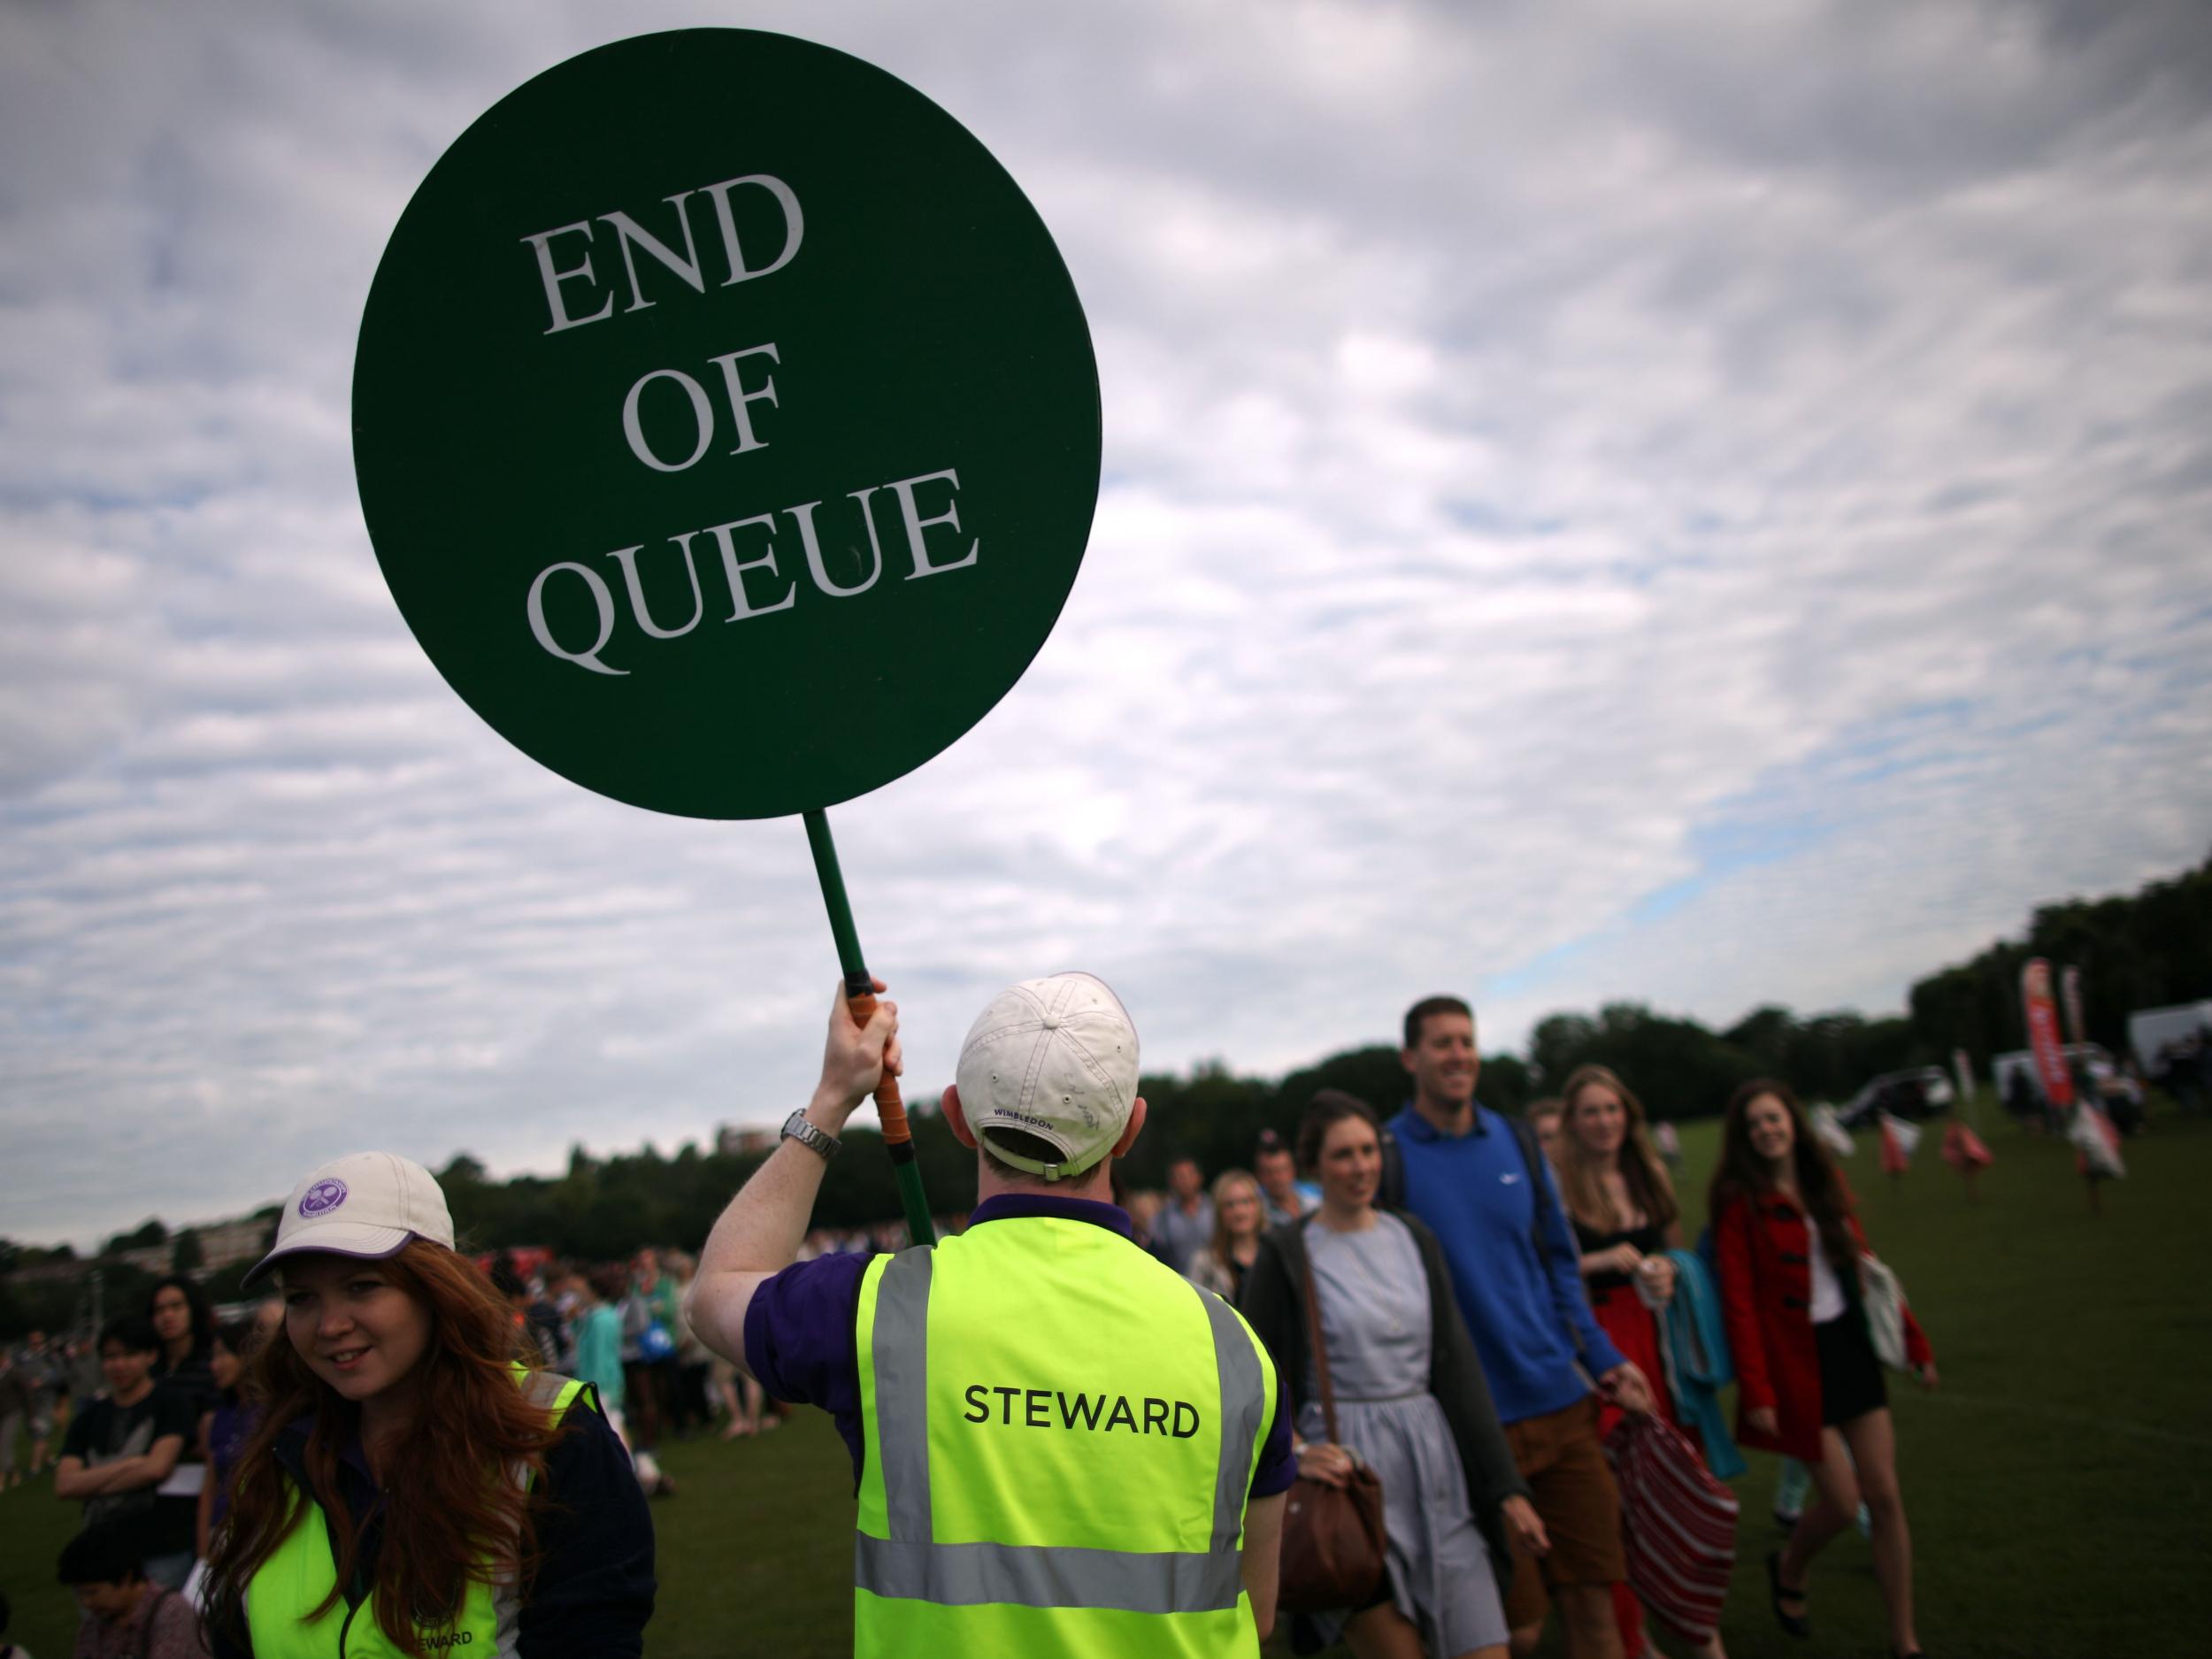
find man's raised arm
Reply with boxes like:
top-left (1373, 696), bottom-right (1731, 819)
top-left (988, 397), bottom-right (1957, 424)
top-left (686, 981), bottom-right (899, 1382)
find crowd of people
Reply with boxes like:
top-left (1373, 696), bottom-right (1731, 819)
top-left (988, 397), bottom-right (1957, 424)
top-left (0, 979), bottom-right (1967, 1659)
top-left (1100, 1001), bottom-right (1939, 1659)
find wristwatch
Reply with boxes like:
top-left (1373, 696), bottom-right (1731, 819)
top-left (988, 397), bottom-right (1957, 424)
top-left (781, 1110), bottom-right (841, 1162)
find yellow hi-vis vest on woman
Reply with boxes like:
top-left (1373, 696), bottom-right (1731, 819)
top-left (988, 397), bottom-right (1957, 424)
top-left (243, 1368), bottom-right (589, 1658)
top-left (853, 1214), bottom-right (1279, 1658)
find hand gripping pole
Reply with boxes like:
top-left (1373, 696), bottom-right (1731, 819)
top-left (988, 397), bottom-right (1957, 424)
top-left (803, 809), bottom-right (934, 1248)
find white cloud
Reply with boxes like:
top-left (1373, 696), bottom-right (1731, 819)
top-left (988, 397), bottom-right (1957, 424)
top-left (3, 0), bottom-right (2209, 1245)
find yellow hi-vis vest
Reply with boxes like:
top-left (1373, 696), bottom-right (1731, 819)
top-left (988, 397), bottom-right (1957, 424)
top-left (243, 1367), bottom-right (590, 1658)
top-left (853, 1214), bottom-right (1279, 1658)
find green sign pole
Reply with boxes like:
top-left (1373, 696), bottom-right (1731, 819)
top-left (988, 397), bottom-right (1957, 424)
top-left (352, 30), bottom-right (1102, 1250)
top-left (803, 809), bottom-right (933, 1245)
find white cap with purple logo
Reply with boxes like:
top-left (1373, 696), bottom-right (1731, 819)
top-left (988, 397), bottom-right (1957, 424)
top-left (243, 1151), bottom-right (456, 1286)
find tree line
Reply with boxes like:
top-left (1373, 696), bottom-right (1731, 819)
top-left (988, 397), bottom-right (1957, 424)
top-left (6, 849), bottom-right (2207, 1307)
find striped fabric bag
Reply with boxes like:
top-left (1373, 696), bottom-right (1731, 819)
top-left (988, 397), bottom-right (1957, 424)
top-left (1604, 1411), bottom-right (1739, 1645)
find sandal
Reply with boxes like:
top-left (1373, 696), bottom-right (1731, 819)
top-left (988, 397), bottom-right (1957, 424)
top-left (1766, 1549), bottom-right (1810, 1639)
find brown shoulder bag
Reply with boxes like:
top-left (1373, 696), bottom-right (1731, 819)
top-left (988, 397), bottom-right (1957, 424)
top-left (1275, 1234), bottom-right (1388, 1613)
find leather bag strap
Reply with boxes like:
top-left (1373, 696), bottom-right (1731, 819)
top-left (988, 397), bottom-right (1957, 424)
top-left (1297, 1227), bottom-right (1341, 1445)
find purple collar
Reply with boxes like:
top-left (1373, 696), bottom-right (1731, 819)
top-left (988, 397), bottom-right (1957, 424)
top-left (967, 1193), bottom-right (1134, 1240)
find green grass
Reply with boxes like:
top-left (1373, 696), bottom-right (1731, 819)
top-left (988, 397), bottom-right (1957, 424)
top-left (6, 1108), bottom-right (2206, 1656)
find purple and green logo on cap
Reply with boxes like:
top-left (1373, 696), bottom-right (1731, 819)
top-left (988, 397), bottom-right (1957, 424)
top-left (300, 1179), bottom-right (349, 1218)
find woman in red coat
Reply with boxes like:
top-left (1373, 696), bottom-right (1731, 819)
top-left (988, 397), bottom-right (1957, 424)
top-left (1710, 1079), bottom-right (1936, 1659)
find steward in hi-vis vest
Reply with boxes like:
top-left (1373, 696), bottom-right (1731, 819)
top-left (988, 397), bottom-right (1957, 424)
top-left (691, 973), bottom-right (1296, 1658)
top-left (205, 1151), bottom-right (656, 1659)
top-left (242, 1369), bottom-right (588, 1657)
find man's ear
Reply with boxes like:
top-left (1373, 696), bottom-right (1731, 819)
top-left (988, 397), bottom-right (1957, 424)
top-left (943, 1084), bottom-right (979, 1149)
top-left (1111, 1096), bottom-right (1148, 1158)
top-left (1400, 1046), bottom-right (1418, 1076)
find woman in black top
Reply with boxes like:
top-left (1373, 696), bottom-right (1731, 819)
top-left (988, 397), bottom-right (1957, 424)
top-left (147, 1274), bottom-right (219, 1416)
top-left (1551, 1065), bottom-right (1724, 1659)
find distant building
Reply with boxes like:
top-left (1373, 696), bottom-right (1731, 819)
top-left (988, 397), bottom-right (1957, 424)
top-left (4, 1257), bottom-right (88, 1286)
top-left (111, 1244), bottom-right (171, 1275)
top-left (716, 1124), bottom-right (776, 1158)
top-left (4, 1211), bottom-right (270, 1290)
top-left (193, 1218), bottom-right (271, 1272)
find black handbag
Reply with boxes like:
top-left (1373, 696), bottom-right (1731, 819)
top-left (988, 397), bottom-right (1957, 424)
top-left (1275, 1239), bottom-right (1388, 1613)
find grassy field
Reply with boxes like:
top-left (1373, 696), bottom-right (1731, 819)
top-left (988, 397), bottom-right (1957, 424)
top-left (5, 1107), bottom-right (2206, 1656)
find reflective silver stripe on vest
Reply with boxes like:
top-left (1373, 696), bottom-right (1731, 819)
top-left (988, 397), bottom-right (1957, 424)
top-left (862, 1253), bottom-right (1266, 1613)
top-left (854, 1534), bottom-right (1244, 1614)
top-left (1195, 1284), bottom-right (1264, 1552)
top-left (872, 1247), bottom-right (936, 1541)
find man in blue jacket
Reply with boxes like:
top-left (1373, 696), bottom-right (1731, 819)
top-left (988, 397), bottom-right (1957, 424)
top-left (1387, 995), bottom-right (1651, 1659)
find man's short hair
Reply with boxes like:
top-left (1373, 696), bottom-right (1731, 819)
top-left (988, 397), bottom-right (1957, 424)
top-left (96, 1314), bottom-right (158, 1356)
top-left (1254, 1130), bottom-right (1293, 1164)
top-left (58, 1521), bottom-right (147, 1587)
top-left (1402, 995), bottom-right (1474, 1050)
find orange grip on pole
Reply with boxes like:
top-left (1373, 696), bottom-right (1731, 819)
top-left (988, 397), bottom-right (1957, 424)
top-left (845, 989), bottom-right (911, 1145)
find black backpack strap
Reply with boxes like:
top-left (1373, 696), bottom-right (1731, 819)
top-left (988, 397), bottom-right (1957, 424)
top-left (1379, 1123), bottom-right (1406, 1211)
top-left (1505, 1112), bottom-right (1587, 1359)
top-left (1504, 1112), bottom-right (1556, 1264)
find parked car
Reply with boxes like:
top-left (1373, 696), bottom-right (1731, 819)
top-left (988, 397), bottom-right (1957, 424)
top-left (1990, 1042), bottom-right (2115, 1108)
top-left (1838, 1065), bottom-right (1955, 1129)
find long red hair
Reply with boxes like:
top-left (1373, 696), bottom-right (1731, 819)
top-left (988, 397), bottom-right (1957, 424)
top-left (204, 1240), bottom-right (572, 1656)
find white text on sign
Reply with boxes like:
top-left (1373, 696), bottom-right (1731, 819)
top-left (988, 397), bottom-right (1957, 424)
top-left (521, 175), bottom-right (804, 334)
top-left (526, 470), bottom-right (979, 677)
top-left (517, 173), bottom-right (981, 676)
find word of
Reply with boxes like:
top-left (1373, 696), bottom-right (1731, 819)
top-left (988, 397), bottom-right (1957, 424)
top-left (622, 343), bottom-right (781, 473)
top-left (963, 1384), bottom-right (1202, 1438)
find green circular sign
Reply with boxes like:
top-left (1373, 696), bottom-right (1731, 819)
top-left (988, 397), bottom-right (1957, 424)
top-left (354, 30), bottom-right (1100, 819)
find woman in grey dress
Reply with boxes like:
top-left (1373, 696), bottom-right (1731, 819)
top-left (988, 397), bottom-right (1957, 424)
top-left (1242, 1091), bottom-right (1547, 1659)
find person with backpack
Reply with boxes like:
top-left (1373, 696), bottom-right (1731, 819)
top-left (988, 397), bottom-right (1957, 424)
top-left (1382, 997), bottom-right (1653, 1659)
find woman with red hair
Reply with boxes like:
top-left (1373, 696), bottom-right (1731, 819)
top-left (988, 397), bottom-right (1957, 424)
top-left (203, 1152), bottom-right (654, 1657)
top-left (1710, 1081), bottom-right (1935, 1659)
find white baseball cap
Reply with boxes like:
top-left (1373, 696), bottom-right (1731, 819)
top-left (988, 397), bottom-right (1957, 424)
top-left (243, 1151), bottom-right (456, 1286)
top-left (957, 972), bottom-right (1140, 1181)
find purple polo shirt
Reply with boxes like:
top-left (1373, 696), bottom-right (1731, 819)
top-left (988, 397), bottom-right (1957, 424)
top-left (744, 1193), bottom-right (1295, 1498)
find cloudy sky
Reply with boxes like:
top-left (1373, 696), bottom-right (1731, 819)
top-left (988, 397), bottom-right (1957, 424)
top-left (5, 0), bottom-right (2209, 1248)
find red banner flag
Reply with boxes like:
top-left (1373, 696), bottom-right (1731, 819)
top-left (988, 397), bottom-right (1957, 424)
top-left (2023, 958), bottom-right (2075, 1110)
